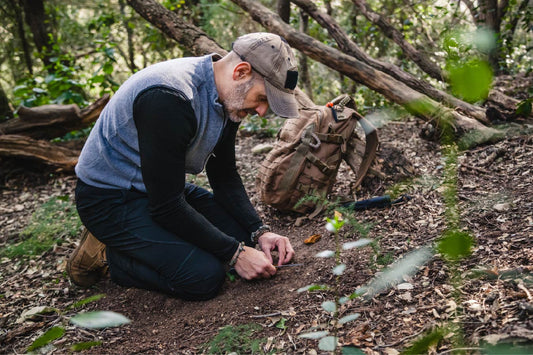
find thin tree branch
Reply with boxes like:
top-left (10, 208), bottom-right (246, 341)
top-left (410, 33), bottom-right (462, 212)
top-left (351, 0), bottom-right (444, 81)
top-left (291, 0), bottom-right (489, 123)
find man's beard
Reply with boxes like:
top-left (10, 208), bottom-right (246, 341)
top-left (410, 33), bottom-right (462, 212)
top-left (222, 79), bottom-right (256, 123)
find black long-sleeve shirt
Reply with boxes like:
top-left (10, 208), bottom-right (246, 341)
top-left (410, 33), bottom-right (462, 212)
top-left (133, 86), bottom-right (262, 261)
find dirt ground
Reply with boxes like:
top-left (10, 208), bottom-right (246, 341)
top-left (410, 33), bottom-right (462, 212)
top-left (1, 100), bottom-right (533, 353)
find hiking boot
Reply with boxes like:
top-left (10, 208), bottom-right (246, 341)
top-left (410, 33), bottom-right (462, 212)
top-left (67, 227), bottom-right (108, 287)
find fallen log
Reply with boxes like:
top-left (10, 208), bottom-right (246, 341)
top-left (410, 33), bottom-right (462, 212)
top-left (0, 94), bottom-right (109, 140)
top-left (0, 96), bottom-right (109, 171)
top-left (0, 135), bottom-right (79, 171)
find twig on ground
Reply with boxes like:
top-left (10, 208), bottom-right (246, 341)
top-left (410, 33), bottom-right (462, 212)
top-left (373, 327), bottom-right (426, 348)
top-left (250, 312), bottom-right (282, 318)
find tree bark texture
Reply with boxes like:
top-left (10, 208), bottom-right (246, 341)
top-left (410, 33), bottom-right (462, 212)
top-left (126, 0), bottom-right (223, 56)
top-left (0, 95), bottom-right (109, 170)
top-left (0, 85), bottom-right (14, 121)
top-left (298, 10), bottom-right (313, 101)
top-left (0, 95), bottom-right (109, 140)
top-left (9, 0), bottom-right (33, 74)
top-left (0, 135), bottom-right (79, 171)
top-left (21, 0), bottom-right (54, 68)
top-left (277, 0), bottom-right (290, 23)
top-left (119, 0), bottom-right (138, 73)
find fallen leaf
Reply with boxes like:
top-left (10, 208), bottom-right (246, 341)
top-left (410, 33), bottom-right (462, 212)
top-left (304, 234), bottom-right (321, 244)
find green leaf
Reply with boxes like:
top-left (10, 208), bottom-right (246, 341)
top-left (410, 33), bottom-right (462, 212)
top-left (70, 341), bottom-right (102, 352)
top-left (339, 296), bottom-right (350, 304)
top-left (342, 346), bottom-right (366, 355)
top-left (103, 62), bottom-right (114, 75)
top-left (299, 331), bottom-right (329, 339)
top-left (516, 98), bottom-right (532, 117)
top-left (27, 326), bottom-right (65, 352)
top-left (68, 294), bottom-right (106, 310)
top-left (32, 87), bottom-right (48, 94)
top-left (70, 311), bottom-right (131, 329)
top-left (318, 336), bottom-right (338, 351)
top-left (315, 250), bottom-right (335, 258)
top-left (297, 284), bottom-right (330, 292)
top-left (448, 59), bottom-right (493, 103)
top-left (343, 238), bottom-right (372, 250)
top-left (275, 317), bottom-right (287, 330)
top-left (332, 264), bottom-right (346, 275)
top-left (321, 301), bottom-right (337, 313)
top-left (437, 229), bottom-right (474, 261)
top-left (339, 313), bottom-right (360, 324)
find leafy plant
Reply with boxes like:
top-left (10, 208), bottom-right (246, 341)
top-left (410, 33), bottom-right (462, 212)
top-left (1, 196), bottom-right (82, 259)
top-left (298, 212), bottom-right (370, 353)
top-left (22, 293), bottom-right (129, 352)
top-left (204, 323), bottom-right (265, 354)
top-left (240, 113), bottom-right (283, 137)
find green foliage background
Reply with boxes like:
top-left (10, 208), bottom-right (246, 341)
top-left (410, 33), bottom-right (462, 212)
top-left (1, 0), bottom-right (530, 117)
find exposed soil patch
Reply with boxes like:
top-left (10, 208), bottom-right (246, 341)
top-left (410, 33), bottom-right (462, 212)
top-left (1, 114), bottom-right (532, 354)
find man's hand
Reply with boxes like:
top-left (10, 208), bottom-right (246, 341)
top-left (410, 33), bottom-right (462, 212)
top-left (257, 232), bottom-right (295, 266)
top-left (234, 247), bottom-right (276, 280)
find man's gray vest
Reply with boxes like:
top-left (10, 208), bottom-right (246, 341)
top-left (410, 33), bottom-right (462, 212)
top-left (76, 54), bottom-right (226, 192)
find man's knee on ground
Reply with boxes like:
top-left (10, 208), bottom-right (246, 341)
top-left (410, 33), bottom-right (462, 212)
top-left (167, 259), bottom-right (226, 301)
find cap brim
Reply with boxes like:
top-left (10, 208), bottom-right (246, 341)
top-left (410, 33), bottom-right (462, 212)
top-left (264, 80), bottom-right (299, 118)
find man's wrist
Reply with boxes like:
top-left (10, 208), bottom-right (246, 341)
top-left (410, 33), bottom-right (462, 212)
top-left (229, 241), bottom-right (245, 266)
top-left (250, 225), bottom-right (271, 244)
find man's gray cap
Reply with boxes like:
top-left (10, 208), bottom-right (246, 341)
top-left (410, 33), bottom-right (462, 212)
top-left (232, 32), bottom-right (299, 118)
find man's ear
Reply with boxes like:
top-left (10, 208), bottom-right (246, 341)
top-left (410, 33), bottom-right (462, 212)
top-left (232, 62), bottom-right (253, 81)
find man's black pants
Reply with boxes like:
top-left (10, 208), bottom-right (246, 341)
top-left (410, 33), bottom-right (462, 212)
top-left (75, 179), bottom-right (249, 300)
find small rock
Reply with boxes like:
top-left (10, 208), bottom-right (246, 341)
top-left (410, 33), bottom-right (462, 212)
top-left (493, 203), bottom-right (510, 211)
top-left (251, 143), bottom-right (273, 155)
top-left (398, 292), bottom-right (412, 302)
top-left (464, 299), bottom-right (482, 312)
top-left (397, 282), bottom-right (413, 290)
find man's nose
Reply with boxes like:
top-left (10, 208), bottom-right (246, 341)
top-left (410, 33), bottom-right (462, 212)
top-left (255, 102), bottom-right (269, 117)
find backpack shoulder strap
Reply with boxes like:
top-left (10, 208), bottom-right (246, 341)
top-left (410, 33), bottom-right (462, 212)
top-left (352, 113), bottom-right (379, 188)
top-left (330, 94), bottom-right (379, 188)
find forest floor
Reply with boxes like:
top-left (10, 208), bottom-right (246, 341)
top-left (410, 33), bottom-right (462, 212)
top-left (1, 95), bottom-right (533, 353)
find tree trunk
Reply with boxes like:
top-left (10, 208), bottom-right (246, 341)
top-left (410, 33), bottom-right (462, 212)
top-left (298, 10), bottom-right (313, 101)
top-left (0, 85), bottom-right (14, 121)
top-left (126, 0), bottom-right (222, 56)
top-left (0, 95), bottom-right (109, 140)
top-left (10, 0), bottom-right (33, 74)
top-left (277, 0), bottom-right (290, 22)
top-left (462, 0), bottom-right (510, 74)
top-left (119, 0), bottom-right (137, 73)
top-left (21, 0), bottom-right (54, 68)
top-left (276, 0), bottom-right (313, 100)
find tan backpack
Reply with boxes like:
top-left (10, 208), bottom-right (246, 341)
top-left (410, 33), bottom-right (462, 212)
top-left (256, 94), bottom-right (378, 214)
